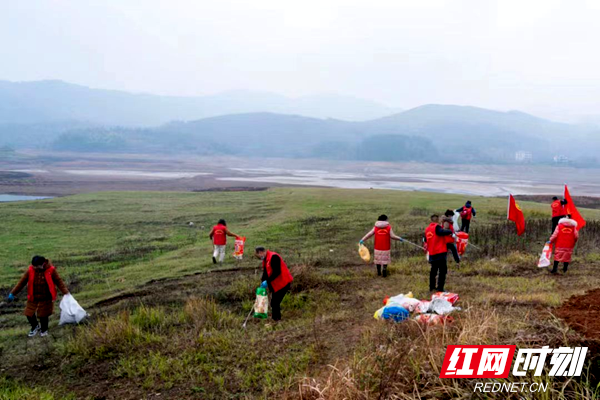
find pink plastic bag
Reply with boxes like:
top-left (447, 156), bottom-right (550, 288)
top-left (431, 292), bottom-right (459, 305)
top-left (414, 313), bottom-right (454, 325)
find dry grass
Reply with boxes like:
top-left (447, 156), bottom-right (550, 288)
top-left (298, 305), bottom-right (598, 400)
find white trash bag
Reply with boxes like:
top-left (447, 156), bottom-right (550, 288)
top-left (59, 294), bottom-right (88, 325)
top-left (538, 243), bottom-right (553, 268)
top-left (452, 212), bottom-right (460, 231)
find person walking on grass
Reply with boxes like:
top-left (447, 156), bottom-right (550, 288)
top-left (209, 219), bottom-right (240, 264)
top-left (551, 196), bottom-right (568, 234)
top-left (443, 210), bottom-right (460, 265)
top-left (456, 200), bottom-right (476, 233)
top-left (548, 215), bottom-right (579, 274)
top-left (424, 215), bottom-right (454, 292)
top-left (360, 215), bottom-right (404, 278)
top-left (255, 247), bottom-right (293, 322)
top-left (6, 256), bottom-right (69, 337)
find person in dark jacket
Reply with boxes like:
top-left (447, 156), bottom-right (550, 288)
top-left (7, 256), bottom-right (69, 337)
top-left (550, 196), bottom-right (568, 234)
top-left (424, 215), bottom-right (454, 292)
top-left (456, 201), bottom-right (476, 233)
top-left (256, 247), bottom-right (293, 322)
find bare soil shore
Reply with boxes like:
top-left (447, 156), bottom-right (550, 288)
top-left (3, 151), bottom-right (600, 197)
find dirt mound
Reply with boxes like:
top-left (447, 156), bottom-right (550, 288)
top-left (555, 288), bottom-right (600, 340)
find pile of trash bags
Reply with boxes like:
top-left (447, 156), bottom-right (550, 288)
top-left (374, 291), bottom-right (460, 325)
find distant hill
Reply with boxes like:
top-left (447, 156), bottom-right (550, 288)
top-left (0, 80), bottom-right (398, 126)
top-left (363, 104), bottom-right (595, 161)
top-left (2, 82), bottom-right (599, 165)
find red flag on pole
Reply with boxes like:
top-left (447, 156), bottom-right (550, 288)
top-left (507, 194), bottom-right (526, 236)
top-left (564, 185), bottom-right (586, 230)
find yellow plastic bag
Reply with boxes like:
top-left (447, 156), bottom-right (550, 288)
top-left (374, 306), bottom-right (385, 320)
top-left (358, 244), bottom-right (371, 263)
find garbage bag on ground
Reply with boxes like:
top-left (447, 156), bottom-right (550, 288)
top-left (385, 293), bottom-right (421, 313)
top-left (428, 298), bottom-right (461, 315)
top-left (456, 232), bottom-right (469, 256)
top-left (59, 294), bottom-right (88, 325)
top-left (431, 292), bottom-right (459, 305)
top-left (415, 300), bottom-right (431, 314)
top-left (538, 243), bottom-right (553, 268)
top-left (381, 306), bottom-right (410, 322)
top-left (375, 291), bottom-right (460, 323)
top-left (233, 236), bottom-right (246, 260)
top-left (253, 286), bottom-right (268, 319)
top-left (358, 244), bottom-right (371, 263)
top-left (414, 313), bottom-right (454, 325)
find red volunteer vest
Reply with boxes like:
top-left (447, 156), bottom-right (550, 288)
top-left (28, 265), bottom-right (57, 302)
top-left (374, 225), bottom-right (392, 251)
top-left (460, 207), bottom-right (473, 220)
top-left (445, 225), bottom-right (455, 244)
top-left (425, 223), bottom-right (447, 256)
top-left (212, 224), bottom-right (227, 245)
top-left (555, 223), bottom-right (577, 249)
top-left (263, 251), bottom-right (293, 292)
top-left (551, 200), bottom-right (566, 218)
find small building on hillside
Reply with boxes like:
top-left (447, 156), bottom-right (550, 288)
top-left (553, 154), bottom-right (570, 165)
top-left (515, 151), bottom-right (533, 163)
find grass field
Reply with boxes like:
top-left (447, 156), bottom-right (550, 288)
top-left (1, 188), bottom-right (600, 399)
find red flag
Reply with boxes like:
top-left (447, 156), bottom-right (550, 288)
top-left (564, 185), bottom-right (586, 230)
top-left (507, 194), bottom-right (526, 236)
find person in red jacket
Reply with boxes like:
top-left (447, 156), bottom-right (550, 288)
top-left (256, 247), bottom-right (293, 322)
top-left (424, 215), bottom-right (454, 292)
top-left (7, 256), bottom-right (69, 337)
top-left (548, 215), bottom-right (579, 274)
top-left (456, 201), bottom-right (476, 233)
top-left (359, 214), bottom-right (404, 278)
top-left (550, 196), bottom-right (568, 234)
top-left (209, 219), bottom-right (240, 264)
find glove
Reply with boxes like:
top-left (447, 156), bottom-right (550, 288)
top-left (260, 281), bottom-right (268, 289)
top-left (7, 293), bottom-right (14, 302)
top-left (399, 237), bottom-right (404, 242)
top-left (546, 241), bottom-right (551, 244)
top-left (359, 240), bottom-right (364, 245)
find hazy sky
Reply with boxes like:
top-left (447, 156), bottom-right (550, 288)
top-left (2, 0), bottom-right (600, 120)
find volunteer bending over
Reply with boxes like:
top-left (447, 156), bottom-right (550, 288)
top-left (256, 247), bottom-right (293, 322)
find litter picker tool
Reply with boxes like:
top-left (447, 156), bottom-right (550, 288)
top-left (242, 307), bottom-right (253, 329)
top-left (401, 239), bottom-right (426, 251)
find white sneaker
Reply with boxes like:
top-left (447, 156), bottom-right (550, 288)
top-left (28, 324), bottom-right (41, 337)
top-left (40, 331), bottom-right (49, 337)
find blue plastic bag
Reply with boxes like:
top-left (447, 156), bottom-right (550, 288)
top-left (381, 306), bottom-right (409, 322)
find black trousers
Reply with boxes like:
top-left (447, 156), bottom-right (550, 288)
top-left (27, 315), bottom-right (49, 332)
top-left (552, 261), bottom-right (569, 273)
top-left (447, 243), bottom-right (460, 263)
top-left (461, 219), bottom-right (471, 233)
top-left (551, 216), bottom-right (565, 234)
top-left (429, 257), bottom-right (448, 292)
top-left (271, 283), bottom-right (290, 321)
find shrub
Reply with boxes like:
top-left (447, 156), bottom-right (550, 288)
top-left (183, 296), bottom-right (237, 331)
top-left (65, 311), bottom-right (159, 360)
